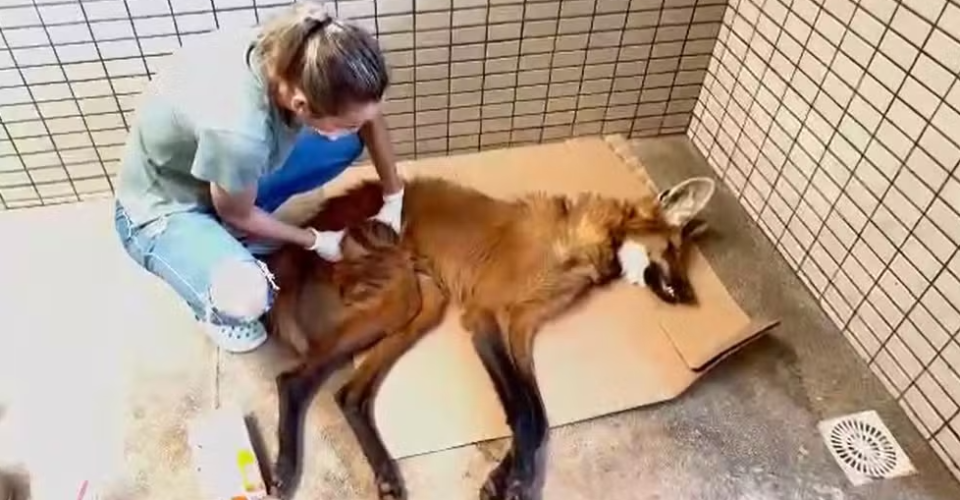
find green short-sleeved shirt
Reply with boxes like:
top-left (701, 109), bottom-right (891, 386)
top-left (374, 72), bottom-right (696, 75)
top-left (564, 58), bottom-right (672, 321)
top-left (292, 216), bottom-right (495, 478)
top-left (115, 27), bottom-right (302, 228)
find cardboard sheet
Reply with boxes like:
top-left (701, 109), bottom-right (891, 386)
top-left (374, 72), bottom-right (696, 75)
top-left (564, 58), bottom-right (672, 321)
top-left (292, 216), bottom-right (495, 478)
top-left (284, 135), bottom-right (778, 459)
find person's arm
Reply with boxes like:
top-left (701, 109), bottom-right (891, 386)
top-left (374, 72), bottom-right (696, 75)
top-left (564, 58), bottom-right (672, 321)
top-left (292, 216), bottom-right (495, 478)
top-left (358, 108), bottom-right (403, 194)
top-left (210, 183), bottom-right (316, 248)
top-left (192, 129), bottom-right (317, 248)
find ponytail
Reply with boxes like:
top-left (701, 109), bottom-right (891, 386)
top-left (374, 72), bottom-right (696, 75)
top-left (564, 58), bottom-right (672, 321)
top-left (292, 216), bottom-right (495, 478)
top-left (255, 1), bottom-right (389, 117)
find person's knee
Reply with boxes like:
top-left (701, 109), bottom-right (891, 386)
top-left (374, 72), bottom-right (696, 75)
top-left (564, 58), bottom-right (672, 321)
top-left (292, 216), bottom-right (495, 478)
top-left (208, 259), bottom-right (272, 322)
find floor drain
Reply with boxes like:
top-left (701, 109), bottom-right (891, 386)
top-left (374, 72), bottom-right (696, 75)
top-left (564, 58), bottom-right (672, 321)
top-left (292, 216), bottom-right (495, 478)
top-left (817, 410), bottom-right (916, 485)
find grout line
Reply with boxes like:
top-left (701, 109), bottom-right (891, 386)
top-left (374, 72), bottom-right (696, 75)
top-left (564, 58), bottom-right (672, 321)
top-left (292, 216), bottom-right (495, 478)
top-left (508, 0), bottom-right (528, 147)
top-left (566, 0), bottom-right (602, 138)
top-left (411, 0), bottom-right (418, 157)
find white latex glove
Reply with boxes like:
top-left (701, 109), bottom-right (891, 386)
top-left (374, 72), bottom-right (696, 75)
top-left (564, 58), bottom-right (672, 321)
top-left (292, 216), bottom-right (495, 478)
top-left (306, 227), bottom-right (345, 262)
top-left (371, 186), bottom-right (404, 233)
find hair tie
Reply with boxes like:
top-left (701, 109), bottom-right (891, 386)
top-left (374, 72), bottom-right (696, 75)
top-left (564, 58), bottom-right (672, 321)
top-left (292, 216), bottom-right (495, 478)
top-left (305, 9), bottom-right (335, 33)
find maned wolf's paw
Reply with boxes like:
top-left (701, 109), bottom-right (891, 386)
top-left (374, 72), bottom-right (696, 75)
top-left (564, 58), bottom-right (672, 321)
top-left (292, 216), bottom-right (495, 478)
top-left (479, 476), bottom-right (533, 500)
top-left (269, 454), bottom-right (297, 499)
top-left (376, 472), bottom-right (407, 500)
top-left (479, 462), bottom-right (533, 500)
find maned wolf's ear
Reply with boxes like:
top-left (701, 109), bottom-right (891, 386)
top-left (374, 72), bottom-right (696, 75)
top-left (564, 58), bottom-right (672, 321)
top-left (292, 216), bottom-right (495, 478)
top-left (681, 217), bottom-right (709, 239)
top-left (657, 176), bottom-right (716, 227)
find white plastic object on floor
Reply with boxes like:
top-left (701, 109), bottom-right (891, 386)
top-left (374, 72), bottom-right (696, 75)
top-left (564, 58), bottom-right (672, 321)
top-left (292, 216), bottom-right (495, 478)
top-left (187, 405), bottom-right (270, 500)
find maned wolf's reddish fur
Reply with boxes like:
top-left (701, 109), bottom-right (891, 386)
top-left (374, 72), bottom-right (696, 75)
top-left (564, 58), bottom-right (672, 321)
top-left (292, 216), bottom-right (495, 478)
top-left (263, 174), bottom-right (716, 500)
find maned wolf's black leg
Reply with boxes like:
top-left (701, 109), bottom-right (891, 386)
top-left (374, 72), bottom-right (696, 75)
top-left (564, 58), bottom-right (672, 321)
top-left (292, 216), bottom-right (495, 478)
top-left (335, 275), bottom-right (447, 500)
top-left (466, 310), bottom-right (540, 500)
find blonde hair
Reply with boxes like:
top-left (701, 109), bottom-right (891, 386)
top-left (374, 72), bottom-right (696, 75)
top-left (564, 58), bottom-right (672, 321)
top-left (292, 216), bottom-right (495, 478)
top-left (255, 1), bottom-right (389, 117)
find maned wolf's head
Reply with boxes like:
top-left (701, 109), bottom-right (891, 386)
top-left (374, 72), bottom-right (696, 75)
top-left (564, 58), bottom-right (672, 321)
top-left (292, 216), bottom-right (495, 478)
top-left (619, 176), bottom-right (716, 304)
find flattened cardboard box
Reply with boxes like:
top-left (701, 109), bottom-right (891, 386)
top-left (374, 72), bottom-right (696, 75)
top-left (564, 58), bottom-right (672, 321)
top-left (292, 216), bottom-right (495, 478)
top-left (279, 135), bottom-right (778, 460)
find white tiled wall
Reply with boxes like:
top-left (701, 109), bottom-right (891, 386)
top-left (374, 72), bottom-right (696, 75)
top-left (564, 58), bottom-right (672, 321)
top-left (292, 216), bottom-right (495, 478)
top-left (688, 0), bottom-right (960, 480)
top-left (0, 0), bottom-right (724, 209)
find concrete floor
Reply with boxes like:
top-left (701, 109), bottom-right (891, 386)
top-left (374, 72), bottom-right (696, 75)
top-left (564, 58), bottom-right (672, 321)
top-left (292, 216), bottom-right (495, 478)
top-left (0, 135), bottom-right (959, 499)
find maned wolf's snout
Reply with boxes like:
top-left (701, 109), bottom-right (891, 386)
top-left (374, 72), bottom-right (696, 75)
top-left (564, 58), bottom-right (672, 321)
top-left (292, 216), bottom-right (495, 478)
top-left (643, 262), bottom-right (696, 305)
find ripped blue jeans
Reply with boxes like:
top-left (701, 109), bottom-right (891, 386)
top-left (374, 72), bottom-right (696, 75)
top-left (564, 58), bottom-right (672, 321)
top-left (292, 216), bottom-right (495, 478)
top-left (113, 131), bottom-right (363, 337)
top-left (114, 202), bottom-right (280, 330)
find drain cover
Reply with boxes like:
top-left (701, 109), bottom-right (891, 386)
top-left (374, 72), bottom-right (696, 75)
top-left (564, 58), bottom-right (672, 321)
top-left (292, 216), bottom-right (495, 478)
top-left (818, 410), bottom-right (916, 485)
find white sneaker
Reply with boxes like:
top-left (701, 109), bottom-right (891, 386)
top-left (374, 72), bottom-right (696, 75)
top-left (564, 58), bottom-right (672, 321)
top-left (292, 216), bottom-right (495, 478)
top-left (201, 320), bottom-right (268, 353)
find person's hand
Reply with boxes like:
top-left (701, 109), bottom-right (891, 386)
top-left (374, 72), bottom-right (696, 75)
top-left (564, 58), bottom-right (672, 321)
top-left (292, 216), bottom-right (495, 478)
top-left (372, 186), bottom-right (404, 233)
top-left (306, 227), bottom-right (345, 262)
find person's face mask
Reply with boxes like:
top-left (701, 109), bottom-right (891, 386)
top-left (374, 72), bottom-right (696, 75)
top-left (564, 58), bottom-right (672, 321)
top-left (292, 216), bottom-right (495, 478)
top-left (309, 119), bottom-right (361, 140)
top-left (281, 84), bottom-right (380, 140)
